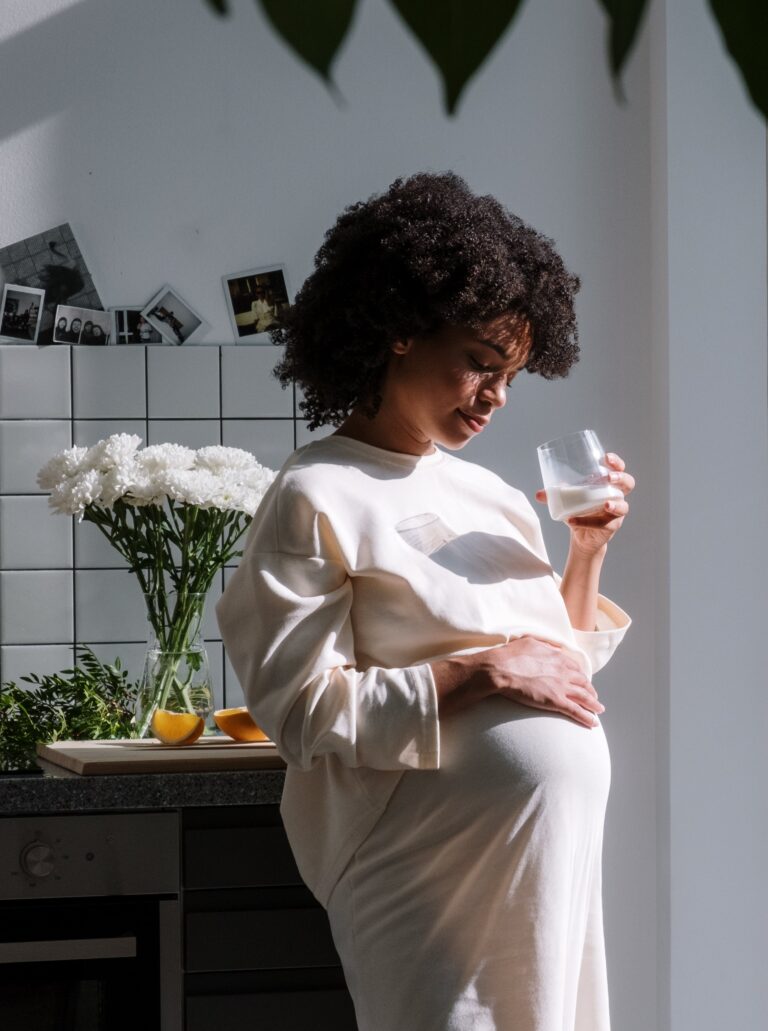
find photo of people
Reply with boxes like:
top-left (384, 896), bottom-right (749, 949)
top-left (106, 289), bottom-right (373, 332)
top-left (140, 285), bottom-right (208, 345)
top-left (0, 284), bottom-right (45, 343)
top-left (0, 223), bottom-right (104, 346)
top-left (222, 264), bottom-right (291, 342)
top-left (53, 304), bottom-right (112, 345)
top-left (111, 307), bottom-right (165, 344)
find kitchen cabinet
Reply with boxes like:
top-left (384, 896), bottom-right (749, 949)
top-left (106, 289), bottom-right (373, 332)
top-left (182, 803), bottom-right (358, 1030)
top-left (0, 770), bottom-right (358, 1030)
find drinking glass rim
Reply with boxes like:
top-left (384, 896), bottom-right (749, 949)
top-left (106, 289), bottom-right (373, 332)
top-left (536, 428), bottom-right (598, 452)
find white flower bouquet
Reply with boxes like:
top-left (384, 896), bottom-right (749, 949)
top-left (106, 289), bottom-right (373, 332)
top-left (37, 435), bottom-right (276, 738)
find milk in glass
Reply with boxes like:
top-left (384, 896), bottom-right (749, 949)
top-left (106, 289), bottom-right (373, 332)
top-left (547, 482), bottom-right (623, 521)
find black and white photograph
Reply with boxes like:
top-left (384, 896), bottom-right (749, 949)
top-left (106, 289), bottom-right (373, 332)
top-left (222, 263), bottom-right (291, 342)
top-left (140, 285), bottom-right (208, 345)
top-left (111, 306), bottom-right (165, 345)
top-left (0, 284), bottom-right (45, 343)
top-left (0, 222), bottom-right (103, 346)
top-left (53, 304), bottom-right (112, 345)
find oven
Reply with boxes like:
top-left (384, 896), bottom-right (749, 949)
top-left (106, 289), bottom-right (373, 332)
top-left (0, 811), bottom-right (182, 1031)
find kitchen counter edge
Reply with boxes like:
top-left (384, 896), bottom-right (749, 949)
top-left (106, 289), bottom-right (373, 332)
top-left (0, 760), bottom-right (285, 815)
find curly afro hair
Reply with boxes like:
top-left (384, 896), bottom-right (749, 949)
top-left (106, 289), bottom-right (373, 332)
top-left (270, 170), bottom-right (581, 429)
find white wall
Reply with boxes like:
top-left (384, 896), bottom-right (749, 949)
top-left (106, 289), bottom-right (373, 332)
top-left (2, 0), bottom-right (763, 1027)
top-left (649, 2), bottom-right (768, 1029)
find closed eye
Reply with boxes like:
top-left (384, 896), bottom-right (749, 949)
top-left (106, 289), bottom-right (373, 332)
top-left (469, 355), bottom-right (517, 387)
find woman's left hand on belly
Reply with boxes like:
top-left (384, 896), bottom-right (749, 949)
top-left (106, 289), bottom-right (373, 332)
top-left (535, 452), bottom-right (635, 556)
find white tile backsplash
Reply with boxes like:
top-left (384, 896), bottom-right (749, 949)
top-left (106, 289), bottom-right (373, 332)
top-left (221, 347), bottom-right (292, 418)
top-left (0, 570), bottom-right (73, 643)
top-left (73, 419), bottom-right (147, 448)
top-left (224, 649), bottom-right (246, 710)
top-left (147, 419), bottom-right (221, 449)
top-left (75, 568), bottom-right (148, 643)
top-left (0, 345), bottom-right (71, 419)
top-left (72, 346), bottom-right (147, 418)
top-left (1, 644), bottom-right (75, 685)
top-left (147, 347), bottom-right (220, 418)
top-left (74, 514), bottom-right (126, 568)
top-left (0, 495), bottom-right (72, 568)
top-left (0, 419), bottom-right (71, 493)
top-left (222, 418), bottom-right (295, 470)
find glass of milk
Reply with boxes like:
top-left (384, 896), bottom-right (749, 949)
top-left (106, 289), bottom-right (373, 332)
top-left (536, 429), bottom-right (623, 521)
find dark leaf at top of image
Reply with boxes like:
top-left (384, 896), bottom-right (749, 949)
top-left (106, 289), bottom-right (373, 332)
top-left (595, 0), bottom-right (650, 102)
top-left (390, 0), bottom-right (525, 115)
top-left (259, 0), bottom-right (358, 95)
top-left (708, 0), bottom-right (768, 121)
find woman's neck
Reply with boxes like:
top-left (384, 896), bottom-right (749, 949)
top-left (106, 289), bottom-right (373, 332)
top-left (332, 410), bottom-right (435, 457)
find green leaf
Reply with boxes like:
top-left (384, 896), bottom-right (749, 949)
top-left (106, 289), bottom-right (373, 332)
top-left (258, 0), bottom-right (357, 99)
top-left (389, 0), bottom-right (525, 115)
top-left (708, 0), bottom-right (768, 121)
top-left (594, 0), bottom-right (649, 88)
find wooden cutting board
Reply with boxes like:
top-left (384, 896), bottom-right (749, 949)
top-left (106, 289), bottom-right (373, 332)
top-left (36, 737), bottom-right (287, 775)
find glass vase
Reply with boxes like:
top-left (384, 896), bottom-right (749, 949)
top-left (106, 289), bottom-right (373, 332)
top-left (134, 591), bottom-right (213, 740)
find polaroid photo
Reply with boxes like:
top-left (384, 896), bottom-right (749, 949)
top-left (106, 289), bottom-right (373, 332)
top-left (0, 223), bottom-right (103, 347)
top-left (111, 306), bottom-right (166, 345)
top-left (140, 285), bottom-right (209, 346)
top-left (53, 304), bottom-right (112, 345)
top-left (222, 263), bottom-right (291, 343)
top-left (0, 284), bottom-right (46, 344)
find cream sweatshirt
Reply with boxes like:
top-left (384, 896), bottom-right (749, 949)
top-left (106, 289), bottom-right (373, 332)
top-left (215, 434), bottom-right (631, 905)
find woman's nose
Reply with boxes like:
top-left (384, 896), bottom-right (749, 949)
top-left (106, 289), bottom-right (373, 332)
top-left (479, 377), bottom-right (507, 409)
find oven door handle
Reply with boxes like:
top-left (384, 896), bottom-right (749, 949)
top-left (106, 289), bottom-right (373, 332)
top-left (0, 935), bottom-right (137, 963)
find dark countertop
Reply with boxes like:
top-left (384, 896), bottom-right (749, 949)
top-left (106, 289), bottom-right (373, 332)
top-left (0, 758), bottom-right (285, 816)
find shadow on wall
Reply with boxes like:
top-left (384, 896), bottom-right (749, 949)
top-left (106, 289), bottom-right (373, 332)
top-left (0, 0), bottom-right (235, 144)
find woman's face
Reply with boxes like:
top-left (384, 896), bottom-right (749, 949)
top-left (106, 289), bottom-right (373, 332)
top-left (71, 319), bottom-right (82, 333)
top-left (378, 312), bottom-right (533, 453)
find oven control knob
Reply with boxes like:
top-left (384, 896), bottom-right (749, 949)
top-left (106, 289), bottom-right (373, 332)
top-left (20, 841), bottom-right (56, 878)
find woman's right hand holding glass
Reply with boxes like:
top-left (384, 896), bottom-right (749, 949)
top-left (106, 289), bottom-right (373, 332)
top-left (431, 635), bottom-right (604, 729)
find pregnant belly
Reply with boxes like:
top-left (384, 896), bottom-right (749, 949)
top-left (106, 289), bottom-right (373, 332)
top-left (354, 693), bottom-right (611, 899)
top-left (375, 694), bottom-right (612, 858)
top-left (441, 693), bottom-right (611, 801)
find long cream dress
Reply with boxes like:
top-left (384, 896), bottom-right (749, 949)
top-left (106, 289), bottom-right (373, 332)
top-left (216, 434), bottom-right (631, 1031)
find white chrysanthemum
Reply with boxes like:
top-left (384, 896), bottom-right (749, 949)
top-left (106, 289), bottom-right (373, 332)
top-left (85, 433), bottom-right (143, 473)
top-left (36, 446), bottom-right (90, 489)
top-left (163, 468), bottom-right (221, 508)
top-left (100, 462), bottom-right (140, 507)
top-left (195, 446), bottom-right (260, 473)
top-left (48, 469), bottom-right (104, 517)
top-left (135, 443), bottom-right (196, 476)
top-left (124, 473), bottom-right (167, 508)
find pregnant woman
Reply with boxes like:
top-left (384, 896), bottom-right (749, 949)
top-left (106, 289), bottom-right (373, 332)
top-left (216, 170), bottom-right (634, 1031)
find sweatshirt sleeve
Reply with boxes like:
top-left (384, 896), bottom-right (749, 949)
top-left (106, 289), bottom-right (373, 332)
top-left (215, 485), bottom-right (440, 773)
top-left (551, 569), bottom-right (632, 677)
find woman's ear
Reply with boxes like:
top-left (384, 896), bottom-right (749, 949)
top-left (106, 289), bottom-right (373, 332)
top-left (391, 337), bottom-right (413, 356)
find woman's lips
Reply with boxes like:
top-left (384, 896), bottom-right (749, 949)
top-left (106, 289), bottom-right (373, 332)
top-left (457, 410), bottom-right (487, 433)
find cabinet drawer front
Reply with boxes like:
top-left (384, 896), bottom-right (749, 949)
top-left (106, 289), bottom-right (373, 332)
top-left (186, 908), bottom-right (341, 971)
top-left (184, 825), bottom-right (302, 888)
top-left (186, 988), bottom-right (357, 1030)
